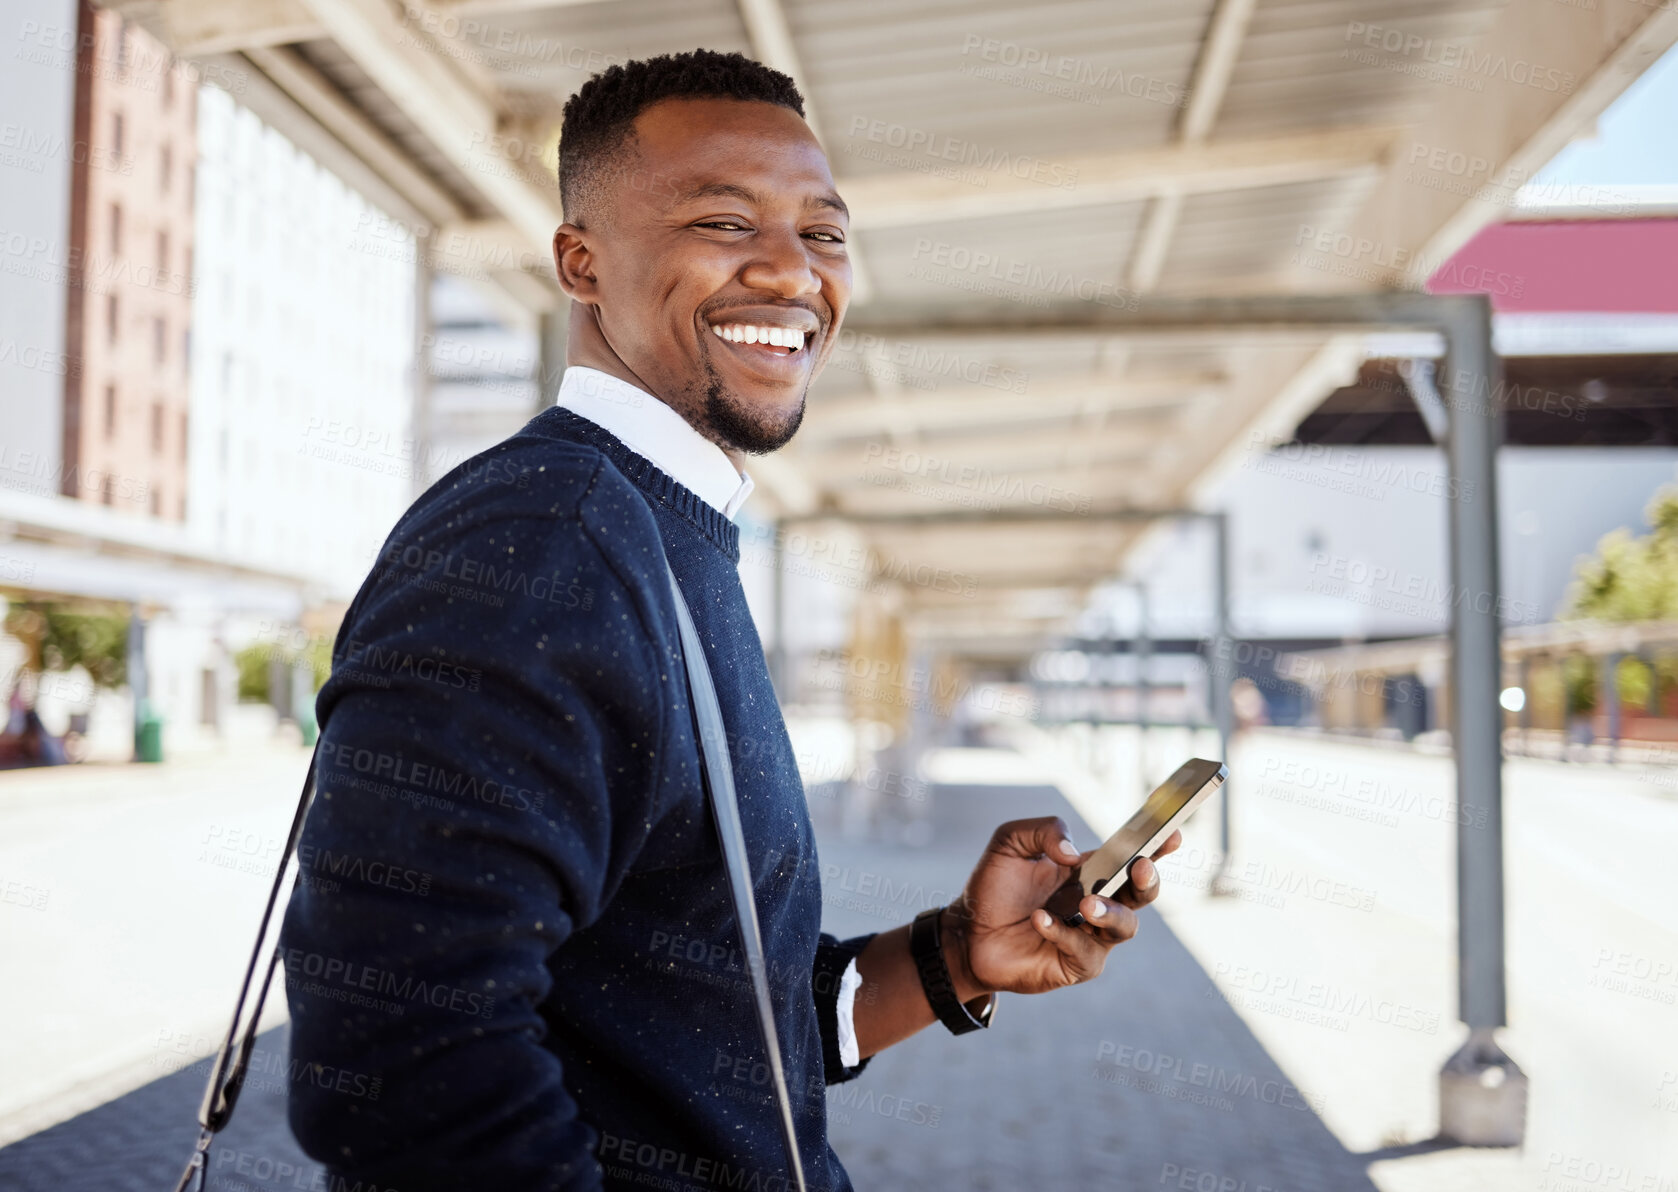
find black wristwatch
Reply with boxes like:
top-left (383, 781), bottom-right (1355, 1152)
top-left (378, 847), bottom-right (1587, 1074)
top-left (911, 906), bottom-right (997, 1035)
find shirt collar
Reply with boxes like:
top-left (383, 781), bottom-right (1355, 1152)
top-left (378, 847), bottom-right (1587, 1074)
top-left (553, 366), bottom-right (755, 519)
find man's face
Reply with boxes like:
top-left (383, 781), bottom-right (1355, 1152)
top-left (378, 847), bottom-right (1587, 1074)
top-left (560, 96), bottom-right (851, 454)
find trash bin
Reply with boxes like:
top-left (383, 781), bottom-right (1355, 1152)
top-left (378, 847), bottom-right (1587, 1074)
top-left (136, 701), bottom-right (164, 763)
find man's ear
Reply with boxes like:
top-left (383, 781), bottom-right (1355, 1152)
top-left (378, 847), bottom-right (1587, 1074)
top-left (552, 223), bottom-right (598, 303)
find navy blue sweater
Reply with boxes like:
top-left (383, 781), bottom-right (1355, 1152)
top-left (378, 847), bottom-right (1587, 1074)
top-left (279, 404), bottom-right (875, 1191)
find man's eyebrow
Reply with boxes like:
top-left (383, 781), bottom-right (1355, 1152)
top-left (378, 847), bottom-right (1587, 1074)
top-left (808, 191), bottom-right (849, 219)
top-left (671, 180), bottom-right (849, 220)
top-left (673, 181), bottom-right (763, 206)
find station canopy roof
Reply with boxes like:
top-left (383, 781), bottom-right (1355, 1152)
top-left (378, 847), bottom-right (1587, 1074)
top-left (115, 0), bottom-right (1678, 649)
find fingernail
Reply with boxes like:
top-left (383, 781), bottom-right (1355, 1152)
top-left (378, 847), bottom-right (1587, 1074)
top-left (1059, 838), bottom-right (1080, 860)
top-left (1087, 901), bottom-right (1107, 920)
top-left (1035, 910), bottom-right (1052, 929)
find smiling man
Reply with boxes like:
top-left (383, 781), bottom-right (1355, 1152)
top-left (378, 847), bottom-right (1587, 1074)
top-left (279, 50), bottom-right (1178, 1192)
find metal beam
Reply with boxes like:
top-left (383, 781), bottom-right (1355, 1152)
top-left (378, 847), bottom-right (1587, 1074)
top-left (1126, 0), bottom-right (1257, 291)
top-left (295, 0), bottom-right (563, 247)
top-left (736, 0), bottom-right (824, 144)
top-left (195, 52), bottom-right (432, 231)
top-left (735, 0), bottom-right (874, 303)
top-left (145, 0), bottom-right (320, 56)
top-left (439, 0), bottom-right (624, 11)
top-left (786, 505), bottom-right (1206, 527)
top-left (131, 0), bottom-right (623, 56)
top-left (842, 291), bottom-right (1489, 336)
top-left (803, 425), bottom-right (1158, 481)
top-left (802, 370), bottom-right (1225, 440)
top-left (244, 46), bottom-right (464, 229)
top-left (840, 125), bottom-right (1399, 231)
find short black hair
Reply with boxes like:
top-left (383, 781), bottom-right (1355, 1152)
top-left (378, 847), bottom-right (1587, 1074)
top-left (558, 49), bottom-right (805, 224)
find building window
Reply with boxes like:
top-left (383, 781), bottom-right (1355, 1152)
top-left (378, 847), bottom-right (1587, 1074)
top-left (101, 476), bottom-right (114, 506)
top-left (151, 401), bottom-right (164, 452)
top-left (160, 146), bottom-right (171, 194)
top-left (112, 111), bottom-right (124, 157)
top-left (109, 202), bottom-right (122, 256)
top-left (104, 385), bottom-right (117, 438)
top-left (179, 410), bottom-right (188, 459)
top-left (157, 230), bottom-right (168, 273)
top-left (150, 488), bottom-right (162, 516)
top-left (163, 67), bottom-right (174, 108)
top-left (106, 293), bottom-right (118, 343)
top-left (153, 316), bottom-right (166, 365)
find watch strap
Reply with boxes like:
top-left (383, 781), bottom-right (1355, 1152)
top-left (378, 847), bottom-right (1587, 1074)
top-left (911, 906), bottom-right (996, 1035)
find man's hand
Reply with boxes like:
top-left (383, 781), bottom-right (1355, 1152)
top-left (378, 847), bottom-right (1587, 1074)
top-left (943, 817), bottom-right (1182, 998)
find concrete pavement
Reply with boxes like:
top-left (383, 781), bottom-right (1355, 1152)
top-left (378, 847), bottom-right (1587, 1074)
top-left (6, 728), bottom-right (1673, 1190)
top-left (1025, 725), bottom-right (1678, 1192)
top-left (0, 743), bottom-right (1381, 1191)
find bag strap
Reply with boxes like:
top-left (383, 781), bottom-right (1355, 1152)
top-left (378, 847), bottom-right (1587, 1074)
top-left (175, 742), bottom-right (320, 1192)
top-left (665, 564), bottom-right (809, 1192)
top-left (178, 573), bottom-right (808, 1192)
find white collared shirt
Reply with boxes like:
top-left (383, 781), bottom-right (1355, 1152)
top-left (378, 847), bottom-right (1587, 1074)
top-left (553, 365), bottom-right (754, 519)
top-left (553, 365), bottom-right (866, 1068)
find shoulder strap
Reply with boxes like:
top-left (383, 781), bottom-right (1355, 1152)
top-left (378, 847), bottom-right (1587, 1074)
top-left (178, 576), bottom-right (809, 1192)
top-left (665, 564), bottom-right (809, 1192)
top-left (175, 743), bottom-right (320, 1192)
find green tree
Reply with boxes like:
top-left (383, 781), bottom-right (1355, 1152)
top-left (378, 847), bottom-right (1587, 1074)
top-left (1564, 484), bottom-right (1678, 714)
top-left (1566, 485), bottom-right (1678, 621)
top-left (233, 635), bottom-right (332, 702)
top-left (3, 603), bottom-right (127, 690)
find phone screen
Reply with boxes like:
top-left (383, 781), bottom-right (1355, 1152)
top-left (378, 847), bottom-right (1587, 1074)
top-left (1044, 758), bottom-right (1225, 924)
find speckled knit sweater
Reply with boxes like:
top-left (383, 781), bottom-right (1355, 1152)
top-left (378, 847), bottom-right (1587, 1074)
top-left (280, 404), bottom-right (874, 1192)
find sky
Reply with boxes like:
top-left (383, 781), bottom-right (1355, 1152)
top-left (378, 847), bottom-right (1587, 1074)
top-left (1531, 40), bottom-right (1678, 186)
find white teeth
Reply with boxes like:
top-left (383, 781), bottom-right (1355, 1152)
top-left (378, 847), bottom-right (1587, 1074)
top-left (709, 323), bottom-right (807, 350)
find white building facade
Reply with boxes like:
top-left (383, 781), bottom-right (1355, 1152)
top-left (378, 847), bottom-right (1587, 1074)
top-left (188, 83), bottom-right (420, 601)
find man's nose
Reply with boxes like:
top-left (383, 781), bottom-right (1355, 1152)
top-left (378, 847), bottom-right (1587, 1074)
top-left (739, 225), bottom-right (822, 299)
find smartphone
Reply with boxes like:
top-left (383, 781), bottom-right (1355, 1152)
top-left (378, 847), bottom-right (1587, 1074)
top-left (1043, 758), bottom-right (1228, 927)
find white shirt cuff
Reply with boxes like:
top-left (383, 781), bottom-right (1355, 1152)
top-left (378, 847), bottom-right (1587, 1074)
top-left (835, 957), bottom-right (862, 1069)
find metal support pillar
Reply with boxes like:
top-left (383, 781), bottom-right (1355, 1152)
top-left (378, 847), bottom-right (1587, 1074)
top-left (126, 603), bottom-right (149, 762)
top-left (1601, 651), bottom-right (1622, 760)
top-left (1136, 583), bottom-right (1151, 795)
top-left (771, 522), bottom-right (789, 700)
top-left (1209, 512), bottom-right (1236, 892)
top-left (834, 291), bottom-right (1523, 1144)
top-left (410, 254), bottom-right (436, 500)
top-left (1439, 296), bottom-right (1526, 1146)
top-left (1517, 655), bottom-right (1532, 748)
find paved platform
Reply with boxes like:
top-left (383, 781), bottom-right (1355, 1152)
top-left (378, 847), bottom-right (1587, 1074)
top-left (809, 778), bottom-right (1376, 1192)
top-left (0, 772), bottom-right (1377, 1192)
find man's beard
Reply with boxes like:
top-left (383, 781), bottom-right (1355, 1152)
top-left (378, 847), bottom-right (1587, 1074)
top-left (691, 356), bottom-right (806, 455)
